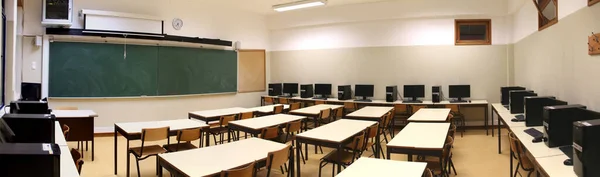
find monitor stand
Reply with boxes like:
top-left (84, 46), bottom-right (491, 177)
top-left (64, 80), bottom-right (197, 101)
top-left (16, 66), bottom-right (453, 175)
top-left (354, 96), bottom-right (372, 102)
top-left (450, 97), bottom-right (468, 103)
top-left (403, 97), bottom-right (422, 103)
top-left (280, 93), bottom-right (293, 98)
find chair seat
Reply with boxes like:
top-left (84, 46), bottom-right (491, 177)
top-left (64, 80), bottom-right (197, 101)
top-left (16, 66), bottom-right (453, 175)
top-left (163, 143), bottom-right (198, 152)
top-left (208, 121), bottom-right (220, 127)
top-left (129, 145), bottom-right (167, 157)
top-left (274, 134), bottom-right (294, 143)
top-left (321, 150), bottom-right (356, 165)
top-left (208, 127), bottom-right (229, 134)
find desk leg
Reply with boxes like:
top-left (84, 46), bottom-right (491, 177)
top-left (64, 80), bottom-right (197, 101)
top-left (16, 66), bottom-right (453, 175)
top-left (289, 146), bottom-right (295, 177)
top-left (205, 130), bottom-right (211, 147)
top-left (510, 148), bottom-right (514, 177)
top-left (485, 105), bottom-right (489, 136)
top-left (375, 126), bottom-right (381, 159)
top-left (227, 127), bottom-right (232, 143)
top-left (296, 141), bottom-right (302, 177)
top-left (92, 139), bottom-right (95, 161)
top-left (498, 118), bottom-right (502, 154)
top-left (126, 140), bottom-right (130, 177)
top-left (492, 108), bottom-right (495, 137)
top-left (408, 153), bottom-right (413, 161)
top-left (114, 126), bottom-right (117, 175)
top-left (336, 145), bottom-right (342, 174)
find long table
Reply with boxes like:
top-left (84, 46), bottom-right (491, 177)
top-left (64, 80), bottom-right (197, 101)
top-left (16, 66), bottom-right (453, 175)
top-left (188, 107), bottom-right (249, 124)
top-left (335, 157), bottom-right (427, 177)
top-left (262, 96), bottom-right (491, 134)
top-left (228, 114), bottom-right (306, 139)
top-left (158, 138), bottom-right (290, 177)
top-left (407, 108), bottom-right (451, 122)
top-left (344, 106), bottom-right (393, 158)
top-left (492, 103), bottom-right (577, 177)
top-left (52, 110), bottom-right (98, 161)
top-left (113, 119), bottom-right (208, 176)
top-left (386, 122), bottom-right (450, 167)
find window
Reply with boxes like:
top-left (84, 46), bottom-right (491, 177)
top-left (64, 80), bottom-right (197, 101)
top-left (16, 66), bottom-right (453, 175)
top-left (590, 0), bottom-right (600, 6)
top-left (455, 19), bottom-right (491, 45)
top-left (533, 0), bottom-right (558, 31)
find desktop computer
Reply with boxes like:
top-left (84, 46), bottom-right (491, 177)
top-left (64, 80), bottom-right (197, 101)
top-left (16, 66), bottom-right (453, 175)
top-left (542, 105), bottom-right (589, 148)
top-left (501, 86), bottom-right (526, 105)
top-left (403, 85), bottom-right (425, 103)
top-left (314, 84), bottom-right (332, 99)
top-left (386, 86), bottom-right (398, 102)
top-left (0, 143), bottom-right (61, 177)
top-left (523, 96), bottom-right (562, 126)
top-left (1, 114), bottom-right (56, 143)
top-left (354, 84), bottom-right (374, 102)
top-left (9, 100), bottom-right (51, 114)
top-left (449, 85), bottom-right (470, 103)
top-left (432, 86), bottom-right (441, 103)
top-left (282, 83), bottom-right (299, 97)
top-left (21, 82), bottom-right (42, 101)
top-left (268, 83), bottom-right (282, 96)
top-left (338, 85), bottom-right (352, 100)
top-left (300, 84), bottom-right (314, 98)
top-left (509, 90), bottom-right (536, 114)
top-left (574, 118), bottom-right (600, 177)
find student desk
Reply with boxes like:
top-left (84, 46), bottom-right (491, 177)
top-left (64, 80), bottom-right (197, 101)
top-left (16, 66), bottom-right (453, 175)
top-left (188, 107), bottom-right (248, 124)
top-left (407, 108), bottom-right (451, 122)
top-left (246, 104), bottom-right (290, 115)
top-left (228, 114), bottom-right (306, 139)
top-left (52, 110), bottom-right (98, 161)
top-left (55, 121), bottom-right (68, 147)
top-left (288, 104), bottom-right (343, 116)
top-left (336, 157), bottom-right (427, 177)
top-left (434, 100), bottom-right (490, 134)
top-left (59, 145), bottom-right (80, 177)
top-left (113, 119), bottom-right (208, 176)
top-left (158, 138), bottom-right (290, 177)
top-left (386, 122), bottom-right (450, 172)
top-left (294, 119), bottom-right (376, 176)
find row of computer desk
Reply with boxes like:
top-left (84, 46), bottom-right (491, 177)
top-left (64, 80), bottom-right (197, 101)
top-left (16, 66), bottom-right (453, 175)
top-left (492, 103), bottom-right (575, 177)
top-left (54, 121), bottom-right (81, 177)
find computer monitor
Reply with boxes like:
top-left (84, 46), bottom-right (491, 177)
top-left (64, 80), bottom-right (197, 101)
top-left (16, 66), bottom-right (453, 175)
top-left (509, 90), bottom-right (536, 114)
top-left (21, 82), bottom-right (42, 101)
top-left (354, 84), bottom-right (374, 100)
top-left (403, 85), bottom-right (425, 102)
top-left (282, 83), bottom-right (299, 97)
top-left (0, 118), bottom-right (15, 143)
top-left (449, 85), bottom-right (470, 102)
top-left (268, 83), bottom-right (282, 96)
top-left (501, 86), bottom-right (526, 105)
top-left (314, 84), bottom-right (332, 97)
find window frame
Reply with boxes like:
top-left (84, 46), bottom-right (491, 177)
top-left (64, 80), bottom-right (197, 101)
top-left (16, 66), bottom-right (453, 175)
top-left (454, 19), bottom-right (492, 45)
top-left (534, 0), bottom-right (558, 31)
top-left (1, 0), bottom-right (5, 107)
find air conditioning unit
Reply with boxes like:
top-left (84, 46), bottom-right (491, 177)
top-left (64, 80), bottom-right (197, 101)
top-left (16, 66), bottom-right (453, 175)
top-left (42, 0), bottom-right (73, 27)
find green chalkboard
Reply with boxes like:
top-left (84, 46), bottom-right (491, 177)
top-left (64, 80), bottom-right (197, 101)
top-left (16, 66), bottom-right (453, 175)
top-left (49, 41), bottom-right (237, 97)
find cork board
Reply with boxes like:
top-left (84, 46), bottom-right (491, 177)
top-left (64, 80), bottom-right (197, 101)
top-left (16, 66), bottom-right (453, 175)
top-left (238, 50), bottom-right (266, 93)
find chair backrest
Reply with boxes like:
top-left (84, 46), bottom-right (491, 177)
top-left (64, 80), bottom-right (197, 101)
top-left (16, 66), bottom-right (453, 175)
top-left (141, 126), bottom-right (170, 142)
top-left (278, 98), bottom-right (289, 104)
top-left (423, 168), bottom-right (433, 177)
top-left (264, 97), bottom-right (275, 104)
top-left (508, 132), bottom-right (534, 169)
top-left (239, 111), bottom-right (255, 120)
top-left (285, 120), bottom-right (302, 134)
top-left (394, 104), bottom-right (408, 114)
top-left (446, 104), bottom-right (460, 113)
top-left (177, 128), bottom-right (202, 142)
top-left (411, 105), bottom-right (427, 114)
top-left (388, 108), bottom-right (396, 121)
top-left (267, 144), bottom-right (292, 170)
top-left (381, 112), bottom-right (392, 129)
top-left (448, 124), bottom-right (457, 139)
top-left (442, 136), bottom-right (454, 160)
top-left (70, 148), bottom-right (84, 174)
top-left (261, 127), bottom-right (280, 140)
top-left (366, 122), bottom-right (379, 139)
top-left (344, 102), bottom-right (357, 109)
top-left (314, 100), bottom-right (326, 105)
top-left (349, 132), bottom-right (367, 156)
top-left (62, 124), bottom-right (70, 140)
top-left (335, 107), bottom-right (343, 117)
top-left (274, 105), bottom-right (284, 114)
top-left (220, 115), bottom-right (237, 127)
top-left (220, 161), bottom-right (256, 177)
top-left (319, 108), bottom-right (332, 119)
top-left (55, 106), bottom-right (79, 110)
top-left (290, 103), bottom-right (301, 111)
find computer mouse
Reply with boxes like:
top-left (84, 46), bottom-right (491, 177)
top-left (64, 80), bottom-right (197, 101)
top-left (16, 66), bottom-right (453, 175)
top-left (532, 137), bottom-right (543, 143)
top-left (564, 159), bottom-right (573, 166)
top-left (511, 118), bottom-right (519, 122)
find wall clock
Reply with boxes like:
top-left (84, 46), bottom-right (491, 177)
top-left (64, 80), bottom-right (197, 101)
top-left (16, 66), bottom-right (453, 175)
top-left (172, 18), bottom-right (183, 30)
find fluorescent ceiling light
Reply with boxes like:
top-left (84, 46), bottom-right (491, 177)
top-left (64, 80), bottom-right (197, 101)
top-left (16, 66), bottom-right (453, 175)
top-left (273, 0), bottom-right (327, 12)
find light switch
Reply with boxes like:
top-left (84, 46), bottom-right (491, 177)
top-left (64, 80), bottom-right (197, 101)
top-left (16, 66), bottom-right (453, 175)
top-left (32, 61), bottom-right (37, 70)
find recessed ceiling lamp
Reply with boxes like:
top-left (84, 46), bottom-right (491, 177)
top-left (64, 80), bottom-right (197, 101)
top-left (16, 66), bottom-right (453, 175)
top-left (273, 0), bottom-right (327, 12)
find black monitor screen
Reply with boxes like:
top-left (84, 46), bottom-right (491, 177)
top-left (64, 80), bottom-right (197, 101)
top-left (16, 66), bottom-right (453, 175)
top-left (268, 83), bottom-right (282, 96)
top-left (510, 91), bottom-right (537, 114)
top-left (404, 85), bottom-right (425, 98)
top-left (314, 84), bottom-right (332, 95)
top-left (449, 85), bottom-right (471, 98)
top-left (501, 86), bottom-right (526, 105)
top-left (355, 85), bottom-right (374, 97)
top-left (283, 83), bottom-right (299, 95)
top-left (21, 82), bottom-right (42, 101)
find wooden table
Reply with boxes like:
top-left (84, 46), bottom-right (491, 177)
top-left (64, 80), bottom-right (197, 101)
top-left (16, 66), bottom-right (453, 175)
top-left (407, 108), bottom-right (450, 122)
top-left (188, 107), bottom-right (248, 124)
top-left (246, 104), bottom-right (290, 115)
top-left (336, 157), bottom-right (427, 177)
top-left (386, 122), bottom-right (450, 172)
top-left (158, 138), bottom-right (290, 177)
top-left (228, 114), bottom-right (306, 139)
top-left (344, 106), bottom-right (393, 158)
top-left (59, 145), bottom-right (80, 177)
top-left (113, 119), bottom-right (208, 176)
top-left (52, 110), bottom-right (98, 160)
top-left (294, 119), bottom-right (376, 176)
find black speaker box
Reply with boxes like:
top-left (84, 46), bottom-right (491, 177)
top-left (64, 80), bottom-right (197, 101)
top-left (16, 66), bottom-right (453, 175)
top-left (432, 86), bottom-right (441, 103)
top-left (574, 119), bottom-right (600, 177)
top-left (300, 84), bottom-right (314, 98)
top-left (338, 85), bottom-right (352, 100)
top-left (386, 86), bottom-right (398, 102)
top-left (0, 143), bottom-right (61, 177)
top-left (542, 105), bottom-right (587, 148)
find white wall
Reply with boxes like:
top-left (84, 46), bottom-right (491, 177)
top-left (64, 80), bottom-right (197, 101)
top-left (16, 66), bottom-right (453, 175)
top-left (511, 0), bottom-right (588, 43)
top-left (19, 0), bottom-right (270, 131)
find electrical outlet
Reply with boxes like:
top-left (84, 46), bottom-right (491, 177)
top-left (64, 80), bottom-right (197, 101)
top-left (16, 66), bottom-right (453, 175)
top-left (32, 61), bottom-right (37, 70)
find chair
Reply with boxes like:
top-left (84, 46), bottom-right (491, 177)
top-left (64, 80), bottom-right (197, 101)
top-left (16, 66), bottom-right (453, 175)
top-left (264, 97), bottom-right (276, 105)
top-left (417, 136), bottom-right (453, 177)
top-left (387, 108), bottom-right (396, 138)
top-left (317, 108), bottom-right (333, 126)
top-left (55, 106), bottom-right (79, 110)
top-left (128, 127), bottom-right (169, 177)
top-left (163, 128), bottom-right (202, 152)
top-left (446, 104), bottom-right (465, 137)
top-left (70, 148), bottom-right (84, 174)
top-left (220, 161), bottom-right (256, 177)
top-left (447, 125), bottom-right (458, 175)
top-left (265, 144), bottom-right (293, 177)
top-left (261, 126), bottom-right (281, 141)
top-left (319, 132), bottom-right (366, 177)
top-left (209, 115), bottom-right (237, 145)
top-left (314, 100), bottom-right (326, 105)
top-left (62, 124), bottom-right (70, 139)
top-left (274, 105), bottom-right (285, 114)
top-left (276, 120), bottom-right (306, 164)
top-left (343, 102), bottom-right (358, 116)
top-left (350, 122), bottom-right (381, 158)
top-left (509, 132), bottom-right (535, 177)
top-left (411, 105), bottom-right (427, 114)
top-left (279, 97), bottom-right (290, 104)
top-left (423, 168), bottom-right (434, 177)
top-left (289, 103), bottom-right (302, 111)
top-left (393, 104), bottom-right (410, 127)
top-left (238, 111), bottom-right (255, 139)
top-left (334, 107), bottom-right (344, 121)
top-left (378, 112), bottom-right (393, 144)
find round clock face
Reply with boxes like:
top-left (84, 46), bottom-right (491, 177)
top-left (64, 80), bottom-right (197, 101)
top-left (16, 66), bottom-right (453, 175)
top-left (172, 18), bottom-right (183, 30)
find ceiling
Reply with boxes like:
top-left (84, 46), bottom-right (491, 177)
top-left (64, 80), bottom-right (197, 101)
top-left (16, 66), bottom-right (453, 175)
top-left (218, 0), bottom-right (398, 14)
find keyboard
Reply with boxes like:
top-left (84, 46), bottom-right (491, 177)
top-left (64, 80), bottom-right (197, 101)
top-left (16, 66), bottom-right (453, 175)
top-left (524, 128), bottom-right (544, 138)
top-left (312, 97), bottom-right (328, 100)
top-left (354, 99), bottom-right (372, 102)
top-left (559, 145), bottom-right (574, 159)
top-left (512, 115), bottom-right (525, 122)
top-left (403, 100), bottom-right (423, 103)
top-left (450, 100), bottom-right (468, 103)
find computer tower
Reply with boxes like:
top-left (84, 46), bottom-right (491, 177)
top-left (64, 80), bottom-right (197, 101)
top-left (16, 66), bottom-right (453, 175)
top-left (509, 90), bottom-right (536, 114)
top-left (574, 119), bottom-right (600, 177)
top-left (432, 86), bottom-right (441, 103)
top-left (1, 114), bottom-right (56, 143)
top-left (501, 86), bottom-right (526, 105)
top-left (338, 85), bottom-right (352, 100)
top-left (542, 105), bottom-right (587, 148)
top-left (524, 96), bottom-right (558, 127)
top-left (0, 143), bottom-right (61, 177)
top-left (268, 83), bottom-right (283, 96)
top-left (9, 101), bottom-right (50, 114)
top-left (386, 86), bottom-right (398, 102)
top-left (300, 84), bottom-right (314, 98)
